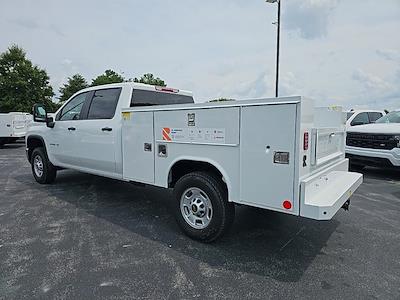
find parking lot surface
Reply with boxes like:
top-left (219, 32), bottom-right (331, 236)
top-left (0, 142), bottom-right (399, 299)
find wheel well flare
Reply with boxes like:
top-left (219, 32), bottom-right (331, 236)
top-left (169, 160), bottom-right (227, 190)
top-left (27, 137), bottom-right (44, 161)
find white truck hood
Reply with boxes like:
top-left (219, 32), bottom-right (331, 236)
top-left (347, 123), bottom-right (400, 135)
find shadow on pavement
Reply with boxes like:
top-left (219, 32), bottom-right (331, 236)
top-left (0, 140), bottom-right (25, 149)
top-left (17, 169), bottom-right (340, 283)
top-left (350, 165), bottom-right (400, 181)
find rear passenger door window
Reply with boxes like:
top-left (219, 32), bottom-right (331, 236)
top-left (368, 112), bottom-right (383, 123)
top-left (351, 112), bottom-right (369, 126)
top-left (87, 88), bottom-right (122, 119)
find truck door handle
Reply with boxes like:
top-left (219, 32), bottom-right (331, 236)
top-left (68, 127), bottom-right (76, 131)
top-left (101, 127), bottom-right (112, 132)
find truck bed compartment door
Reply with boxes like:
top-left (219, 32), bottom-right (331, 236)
top-left (122, 111), bottom-right (155, 184)
top-left (310, 128), bottom-right (345, 167)
top-left (240, 104), bottom-right (298, 214)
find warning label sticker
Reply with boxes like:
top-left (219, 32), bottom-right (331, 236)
top-left (162, 128), bottom-right (226, 144)
top-left (122, 112), bottom-right (131, 121)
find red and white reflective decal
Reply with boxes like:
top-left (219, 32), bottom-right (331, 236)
top-left (162, 127), bottom-right (172, 141)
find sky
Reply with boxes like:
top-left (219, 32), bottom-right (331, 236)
top-left (1, 0), bottom-right (399, 109)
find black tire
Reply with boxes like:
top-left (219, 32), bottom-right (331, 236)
top-left (173, 171), bottom-right (235, 242)
top-left (31, 147), bottom-right (57, 184)
top-left (0, 138), bottom-right (5, 147)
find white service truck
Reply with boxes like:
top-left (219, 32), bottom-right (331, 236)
top-left (26, 82), bottom-right (362, 242)
top-left (0, 112), bottom-right (32, 146)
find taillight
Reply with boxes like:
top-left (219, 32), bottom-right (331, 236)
top-left (283, 200), bottom-right (292, 210)
top-left (155, 86), bottom-right (179, 93)
top-left (303, 132), bottom-right (309, 151)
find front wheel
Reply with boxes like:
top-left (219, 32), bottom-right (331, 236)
top-left (173, 171), bottom-right (235, 242)
top-left (31, 147), bottom-right (57, 184)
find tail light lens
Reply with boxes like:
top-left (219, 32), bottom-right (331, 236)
top-left (283, 200), bottom-right (292, 210)
top-left (303, 132), bottom-right (309, 150)
top-left (155, 86), bottom-right (179, 93)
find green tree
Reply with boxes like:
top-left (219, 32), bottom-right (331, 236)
top-left (91, 69), bottom-right (124, 86)
top-left (0, 45), bottom-right (55, 113)
top-left (134, 73), bottom-right (166, 87)
top-left (58, 74), bottom-right (88, 103)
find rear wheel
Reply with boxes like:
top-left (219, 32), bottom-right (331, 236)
top-left (31, 147), bottom-right (57, 184)
top-left (173, 171), bottom-right (235, 242)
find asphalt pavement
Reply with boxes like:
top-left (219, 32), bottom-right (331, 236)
top-left (0, 142), bottom-right (399, 299)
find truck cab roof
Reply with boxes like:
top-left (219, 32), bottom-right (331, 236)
top-left (78, 82), bottom-right (193, 98)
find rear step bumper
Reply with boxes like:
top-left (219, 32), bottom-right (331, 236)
top-left (300, 159), bottom-right (363, 220)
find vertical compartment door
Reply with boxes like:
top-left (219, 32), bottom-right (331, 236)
top-left (122, 111), bottom-right (155, 184)
top-left (240, 104), bottom-right (298, 214)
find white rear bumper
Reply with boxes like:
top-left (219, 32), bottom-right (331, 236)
top-left (300, 159), bottom-right (363, 220)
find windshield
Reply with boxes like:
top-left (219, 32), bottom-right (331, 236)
top-left (346, 112), bottom-right (354, 120)
top-left (375, 111), bottom-right (400, 124)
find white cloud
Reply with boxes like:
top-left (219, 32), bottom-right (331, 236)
top-left (352, 69), bottom-right (391, 91)
top-left (376, 49), bottom-right (400, 62)
top-left (61, 59), bottom-right (72, 66)
top-left (351, 69), bottom-right (400, 109)
top-left (0, 0), bottom-right (399, 109)
top-left (280, 72), bottom-right (302, 96)
top-left (284, 0), bottom-right (340, 39)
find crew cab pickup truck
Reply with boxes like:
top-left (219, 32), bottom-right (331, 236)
top-left (27, 82), bottom-right (362, 242)
top-left (0, 112), bottom-right (32, 146)
top-left (346, 109), bottom-right (400, 168)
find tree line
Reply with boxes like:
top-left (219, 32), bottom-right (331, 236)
top-left (0, 45), bottom-right (167, 113)
top-left (58, 71), bottom-right (166, 104)
top-left (0, 45), bottom-right (235, 113)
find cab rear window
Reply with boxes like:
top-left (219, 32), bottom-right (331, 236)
top-left (130, 89), bottom-right (194, 107)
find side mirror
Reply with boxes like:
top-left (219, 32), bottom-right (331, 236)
top-left (33, 104), bottom-right (47, 122)
top-left (32, 104), bottom-right (55, 128)
top-left (46, 116), bottom-right (55, 128)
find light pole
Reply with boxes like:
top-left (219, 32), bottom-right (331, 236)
top-left (266, 0), bottom-right (280, 98)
